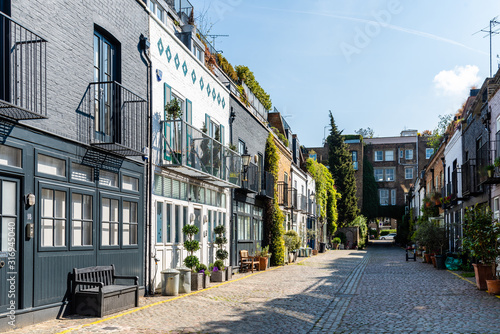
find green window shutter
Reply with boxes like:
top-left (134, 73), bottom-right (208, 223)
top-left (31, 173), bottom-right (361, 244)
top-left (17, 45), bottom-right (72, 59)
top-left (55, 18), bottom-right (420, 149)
top-left (205, 114), bottom-right (211, 136)
top-left (164, 83), bottom-right (172, 161)
top-left (186, 99), bottom-right (192, 125)
top-left (220, 124), bottom-right (225, 146)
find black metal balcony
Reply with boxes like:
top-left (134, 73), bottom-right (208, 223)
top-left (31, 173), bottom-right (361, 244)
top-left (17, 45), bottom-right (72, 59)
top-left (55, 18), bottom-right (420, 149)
top-left (258, 171), bottom-right (274, 199)
top-left (85, 81), bottom-right (147, 156)
top-left (0, 12), bottom-right (47, 120)
top-left (161, 119), bottom-right (241, 188)
top-left (240, 163), bottom-right (259, 193)
top-left (299, 194), bottom-right (307, 212)
top-left (462, 159), bottom-right (481, 196)
top-left (276, 181), bottom-right (297, 208)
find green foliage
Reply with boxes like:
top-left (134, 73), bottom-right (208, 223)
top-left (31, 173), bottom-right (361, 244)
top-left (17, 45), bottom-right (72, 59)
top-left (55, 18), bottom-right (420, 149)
top-left (277, 133), bottom-right (289, 147)
top-left (183, 239), bottom-right (200, 252)
top-left (214, 225), bottom-right (226, 235)
top-left (349, 215), bottom-right (368, 249)
top-left (214, 224), bottom-right (228, 262)
top-left (216, 249), bottom-right (228, 261)
top-left (361, 158), bottom-right (379, 220)
top-left (427, 114), bottom-right (453, 150)
top-left (216, 53), bottom-right (238, 81)
top-left (332, 237), bottom-right (342, 244)
top-left (196, 263), bottom-right (207, 273)
top-left (284, 230), bottom-right (301, 251)
top-left (165, 98), bottom-right (183, 120)
top-left (236, 85), bottom-right (249, 107)
top-left (354, 127), bottom-right (374, 138)
top-left (412, 220), bottom-right (446, 254)
top-left (213, 260), bottom-right (225, 271)
top-left (336, 232), bottom-right (346, 244)
top-left (184, 255), bottom-right (199, 270)
top-left (327, 112), bottom-right (359, 228)
top-left (463, 204), bottom-right (500, 264)
top-left (235, 65), bottom-right (272, 111)
top-left (343, 134), bottom-right (363, 141)
top-left (183, 224), bottom-right (199, 236)
top-left (380, 229), bottom-right (397, 236)
top-left (306, 158), bottom-right (340, 238)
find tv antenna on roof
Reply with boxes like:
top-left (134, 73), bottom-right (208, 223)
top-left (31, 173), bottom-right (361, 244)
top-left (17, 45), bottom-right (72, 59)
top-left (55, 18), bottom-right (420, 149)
top-left (206, 34), bottom-right (229, 50)
top-left (474, 16), bottom-right (500, 77)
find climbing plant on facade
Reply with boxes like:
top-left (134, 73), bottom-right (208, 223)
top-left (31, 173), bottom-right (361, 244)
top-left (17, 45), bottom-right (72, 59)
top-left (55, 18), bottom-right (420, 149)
top-left (306, 158), bottom-right (339, 239)
top-left (263, 133), bottom-right (284, 266)
top-left (362, 157), bottom-right (379, 220)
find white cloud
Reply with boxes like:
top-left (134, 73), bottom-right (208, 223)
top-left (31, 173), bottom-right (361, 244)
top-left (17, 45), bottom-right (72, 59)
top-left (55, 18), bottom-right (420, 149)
top-left (433, 65), bottom-right (481, 96)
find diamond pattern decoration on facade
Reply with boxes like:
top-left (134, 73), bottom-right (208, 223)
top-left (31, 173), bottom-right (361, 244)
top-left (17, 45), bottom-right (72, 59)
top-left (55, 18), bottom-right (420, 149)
top-left (206, 83), bottom-right (211, 96)
top-left (212, 88), bottom-right (216, 101)
top-left (191, 69), bottom-right (196, 84)
top-left (222, 97), bottom-right (225, 109)
top-left (157, 38), bottom-right (164, 55)
top-left (182, 61), bottom-right (188, 76)
top-left (174, 54), bottom-right (180, 69)
top-left (217, 93), bottom-right (221, 105)
top-left (199, 77), bottom-right (204, 90)
top-left (166, 45), bottom-right (172, 62)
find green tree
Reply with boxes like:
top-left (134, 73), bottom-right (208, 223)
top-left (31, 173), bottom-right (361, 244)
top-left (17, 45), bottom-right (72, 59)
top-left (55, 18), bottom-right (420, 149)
top-left (362, 157), bottom-right (379, 220)
top-left (327, 112), bottom-right (359, 227)
top-left (306, 158), bottom-right (340, 240)
top-left (263, 133), bottom-right (285, 266)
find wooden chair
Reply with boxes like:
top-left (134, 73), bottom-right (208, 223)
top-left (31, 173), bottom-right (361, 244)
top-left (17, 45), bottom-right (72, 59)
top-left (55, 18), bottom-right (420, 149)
top-left (239, 250), bottom-right (259, 272)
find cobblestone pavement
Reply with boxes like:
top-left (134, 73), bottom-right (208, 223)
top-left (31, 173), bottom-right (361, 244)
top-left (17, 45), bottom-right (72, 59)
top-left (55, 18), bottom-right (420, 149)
top-left (6, 242), bottom-right (500, 333)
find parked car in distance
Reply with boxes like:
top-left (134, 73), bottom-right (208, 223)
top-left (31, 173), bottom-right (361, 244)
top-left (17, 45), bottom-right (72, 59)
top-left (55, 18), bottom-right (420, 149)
top-left (379, 233), bottom-right (396, 240)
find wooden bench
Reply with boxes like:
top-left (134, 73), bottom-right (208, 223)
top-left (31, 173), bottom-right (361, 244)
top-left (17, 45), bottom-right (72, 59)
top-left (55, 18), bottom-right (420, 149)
top-left (72, 265), bottom-right (139, 317)
top-left (239, 250), bottom-right (259, 272)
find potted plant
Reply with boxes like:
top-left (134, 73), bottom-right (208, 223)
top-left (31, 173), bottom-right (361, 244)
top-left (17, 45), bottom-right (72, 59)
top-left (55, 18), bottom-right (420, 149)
top-left (487, 164), bottom-right (495, 178)
top-left (165, 98), bottom-right (184, 164)
top-left (196, 263), bottom-right (210, 289)
top-left (256, 245), bottom-right (271, 270)
top-left (332, 237), bottom-right (341, 250)
top-left (486, 271), bottom-right (500, 295)
top-left (495, 157), bottom-right (500, 168)
top-left (211, 224), bottom-right (228, 282)
top-left (463, 204), bottom-right (500, 290)
top-left (284, 230), bottom-right (301, 263)
top-left (182, 224), bottom-right (202, 291)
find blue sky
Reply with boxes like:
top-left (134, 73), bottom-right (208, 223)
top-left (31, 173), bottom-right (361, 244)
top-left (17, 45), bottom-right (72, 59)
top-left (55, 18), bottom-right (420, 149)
top-left (189, 0), bottom-right (500, 146)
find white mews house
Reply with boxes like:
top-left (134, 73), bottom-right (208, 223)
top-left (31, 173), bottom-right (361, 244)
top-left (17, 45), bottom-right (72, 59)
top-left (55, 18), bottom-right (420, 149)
top-left (149, 9), bottom-right (240, 290)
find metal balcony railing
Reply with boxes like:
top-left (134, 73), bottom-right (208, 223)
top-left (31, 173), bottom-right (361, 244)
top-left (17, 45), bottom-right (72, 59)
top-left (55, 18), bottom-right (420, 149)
top-left (299, 194), bottom-right (307, 212)
top-left (451, 169), bottom-right (458, 198)
top-left (462, 159), bottom-right (479, 196)
top-left (161, 119), bottom-right (241, 188)
top-left (258, 171), bottom-right (274, 199)
top-left (277, 182), bottom-right (289, 207)
top-left (477, 141), bottom-right (489, 185)
top-left (0, 12), bottom-right (47, 120)
top-left (241, 163), bottom-right (259, 192)
top-left (86, 81), bottom-right (147, 156)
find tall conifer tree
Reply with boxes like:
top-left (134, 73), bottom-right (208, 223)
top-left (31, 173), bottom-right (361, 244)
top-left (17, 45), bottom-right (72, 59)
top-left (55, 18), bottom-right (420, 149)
top-left (327, 112), bottom-right (359, 227)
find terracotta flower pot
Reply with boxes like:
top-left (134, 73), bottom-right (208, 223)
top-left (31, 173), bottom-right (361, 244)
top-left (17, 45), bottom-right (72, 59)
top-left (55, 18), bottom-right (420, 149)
top-left (431, 255), bottom-right (436, 268)
top-left (259, 256), bottom-right (268, 271)
top-left (473, 263), bottom-right (495, 290)
top-left (424, 253), bottom-right (431, 264)
top-left (486, 279), bottom-right (500, 295)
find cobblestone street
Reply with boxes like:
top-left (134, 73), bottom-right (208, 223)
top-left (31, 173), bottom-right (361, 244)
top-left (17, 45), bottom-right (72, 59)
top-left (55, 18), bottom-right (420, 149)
top-left (7, 242), bottom-right (500, 334)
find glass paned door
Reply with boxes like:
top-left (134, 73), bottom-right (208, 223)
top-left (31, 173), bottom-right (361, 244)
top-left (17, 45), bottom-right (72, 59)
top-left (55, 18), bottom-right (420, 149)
top-left (0, 178), bottom-right (19, 313)
top-left (93, 32), bottom-right (115, 142)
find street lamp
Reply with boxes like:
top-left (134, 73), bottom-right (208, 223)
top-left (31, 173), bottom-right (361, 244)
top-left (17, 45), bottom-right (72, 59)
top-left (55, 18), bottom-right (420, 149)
top-left (241, 148), bottom-right (251, 182)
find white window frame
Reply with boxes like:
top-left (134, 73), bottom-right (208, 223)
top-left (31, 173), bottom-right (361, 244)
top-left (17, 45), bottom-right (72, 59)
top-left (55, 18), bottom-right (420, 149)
top-left (405, 149), bottom-right (414, 160)
top-left (385, 168), bottom-right (395, 181)
top-left (379, 189), bottom-right (389, 206)
top-left (374, 168), bottom-right (384, 181)
top-left (494, 197), bottom-right (500, 221)
top-left (374, 151), bottom-right (383, 162)
top-left (405, 167), bottom-right (414, 180)
top-left (385, 150), bottom-right (394, 161)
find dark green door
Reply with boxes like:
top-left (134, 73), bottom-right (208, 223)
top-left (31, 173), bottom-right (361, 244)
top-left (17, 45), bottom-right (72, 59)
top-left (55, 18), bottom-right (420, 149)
top-left (0, 177), bottom-right (19, 313)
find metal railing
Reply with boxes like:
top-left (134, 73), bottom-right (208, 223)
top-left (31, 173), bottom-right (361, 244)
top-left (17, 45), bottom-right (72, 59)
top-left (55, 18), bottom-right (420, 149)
top-left (276, 182), bottom-right (298, 208)
top-left (477, 141), bottom-right (489, 184)
top-left (299, 194), bottom-right (307, 212)
top-left (161, 119), bottom-right (241, 185)
top-left (259, 171), bottom-right (274, 198)
top-left (0, 12), bottom-right (47, 120)
top-left (86, 81), bottom-right (147, 156)
top-left (241, 163), bottom-right (259, 192)
top-left (462, 159), bottom-right (477, 196)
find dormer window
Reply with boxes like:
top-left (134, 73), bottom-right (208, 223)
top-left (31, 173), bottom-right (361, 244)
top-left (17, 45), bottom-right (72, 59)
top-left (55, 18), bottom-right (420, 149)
top-left (193, 45), bottom-right (204, 62)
